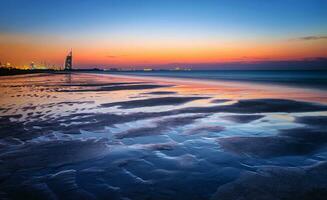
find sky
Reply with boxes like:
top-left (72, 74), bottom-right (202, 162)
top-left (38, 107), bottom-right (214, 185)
top-left (0, 0), bottom-right (327, 69)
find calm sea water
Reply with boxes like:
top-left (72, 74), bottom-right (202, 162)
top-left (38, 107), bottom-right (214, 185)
top-left (106, 70), bottom-right (327, 90)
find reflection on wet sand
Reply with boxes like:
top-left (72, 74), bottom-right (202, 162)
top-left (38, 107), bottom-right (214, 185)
top-left (0, 73), bottom-right (327, 200)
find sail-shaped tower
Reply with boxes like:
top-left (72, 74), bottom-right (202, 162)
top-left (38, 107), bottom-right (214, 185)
top-left (64, 50), bottom-right (73, 70)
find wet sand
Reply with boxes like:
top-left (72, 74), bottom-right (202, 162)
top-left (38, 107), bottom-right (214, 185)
top-left (0, 73), bottom-right (327, 200)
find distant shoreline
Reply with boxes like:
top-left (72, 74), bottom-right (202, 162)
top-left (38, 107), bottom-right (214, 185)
top-left (0, 68), bottom-right (56, 76)
top-left (2, 67), bottom-right (327, 77)
top-left (0, 68), bottom-right (102, 76)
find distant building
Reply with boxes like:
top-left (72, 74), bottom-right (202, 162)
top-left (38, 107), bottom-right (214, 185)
top-left (30, 62), bottom-right (35, 70)
top-left (109, 68), bottom-right (119, 71)
top-left (64, 50), bottom-right (73, 70)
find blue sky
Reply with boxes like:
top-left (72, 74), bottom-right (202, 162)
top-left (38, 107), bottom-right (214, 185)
top-left (1, 0), bottom-right (326, 37)
top-left (1, 0), bottom-right (327, 68)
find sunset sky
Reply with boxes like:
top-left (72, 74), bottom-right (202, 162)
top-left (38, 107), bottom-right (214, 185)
top-left (1, 0), bottom-right (327, 69)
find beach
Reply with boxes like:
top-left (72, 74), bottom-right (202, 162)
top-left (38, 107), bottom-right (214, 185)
top-left (1, 72), bottom-right (327, 200)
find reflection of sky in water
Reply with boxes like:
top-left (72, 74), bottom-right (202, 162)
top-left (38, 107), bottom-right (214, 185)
top-left (0, 73), bottom-right (327, 200)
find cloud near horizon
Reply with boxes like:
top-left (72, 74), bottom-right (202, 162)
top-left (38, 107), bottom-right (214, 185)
top-left (296, 36), bottom-right (327, 41)
top-left (106, 55), bottom-right (127, 59)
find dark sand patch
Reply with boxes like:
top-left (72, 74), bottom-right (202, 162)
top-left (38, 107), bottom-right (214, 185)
top-left (218, 128), bottom-right (327, 158)
top-left (115, 126), bottom-right (162, 139)
top-left (179, 99), bottom-right (327, 114)
top-left (219, 99), bottom-right (327, 113)
top-left (0, 115), bottom-right (27, 140)
top-left (46, 101), bottom-right (94, 107)
top-left (221, 115), bottom-right (264, 123)
top-left (296, 116), bottom-right (327, 128)
top-left (101, 96), bottom-right (209, 109)
top-left (58, 84), bottom-right (171, 92)
top-left (184, 125), bottom-right (225, 135)
top-left (211, 161), bottom-right (327, 200)
top-left (136, 142), bottom-right (177, 151)
top-left (143, 91), bottom-right (177, 95)
top-left (280, 127), bottom-right (327, 144)
top-left (59, 82), bottom-right (149, 87)
top-left (211, 99), bottom-right (231, 104)
top-left (47, 170), bottom-right (96, 200)
top-left (0, 138), bottom-right (110, 172)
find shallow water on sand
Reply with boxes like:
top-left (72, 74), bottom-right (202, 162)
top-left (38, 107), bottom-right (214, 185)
top-left (0, 73), bottom-right (327, 200)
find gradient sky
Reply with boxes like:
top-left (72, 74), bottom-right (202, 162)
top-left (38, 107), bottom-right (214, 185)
top-left (0, 0), bottom-right (327, 69)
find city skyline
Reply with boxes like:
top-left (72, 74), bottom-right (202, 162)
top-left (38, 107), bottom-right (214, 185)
top-left (1, 0), bottom-right (327, 69)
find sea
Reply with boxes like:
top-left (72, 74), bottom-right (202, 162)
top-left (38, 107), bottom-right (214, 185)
top-left (105, 70), bottom-right (327, 90)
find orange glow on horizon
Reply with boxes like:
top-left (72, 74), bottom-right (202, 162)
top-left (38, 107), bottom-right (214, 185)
top-left (1, 33), bottom-right (327, 68)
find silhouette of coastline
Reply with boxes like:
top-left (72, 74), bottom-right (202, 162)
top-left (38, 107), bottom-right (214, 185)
top-left (0, 67), bottom-right (103, 76)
